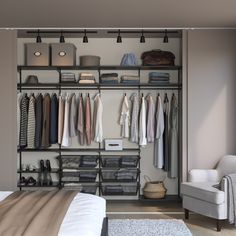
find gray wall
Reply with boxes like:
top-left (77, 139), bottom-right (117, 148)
top-left (0, 29), bottom-right (17, 190)
top-left (187, 29), bottom-right (236, 171)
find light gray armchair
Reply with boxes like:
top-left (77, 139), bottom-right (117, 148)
top-left (181, 155), bottom-right (236, 231)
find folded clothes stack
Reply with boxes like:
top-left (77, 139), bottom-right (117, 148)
top-left (116, 170), bottom-right (135, 180)
top-left (80, 156), bottom-right (98, 167)
top-left (63, 183), bottom-right (83, 191)
top-left (61, 72), bottom-right (76, 83)
top-left (100, 73), bottom-right (119, 84)
top-left (121, 157), bottom-right (137, 167)
top-left (148, 72), bottom-right (170, 84)
top-left (78, 72), bottom-right (96, 84)
top-left (104, 157), bottom-right (120, 167)
top-left (79, 172), bottom-right (97, 182)
top-left (120, 75), bottom-right (140, 84)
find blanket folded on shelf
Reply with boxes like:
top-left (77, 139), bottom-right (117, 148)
top-left (0, 190), bottom-right (77, 236)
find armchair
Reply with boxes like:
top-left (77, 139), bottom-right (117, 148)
top-left (181, 155), bottom-right (236, 231)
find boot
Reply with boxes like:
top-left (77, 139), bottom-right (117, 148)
top-left (38, 160), bottom-right (45, 186)
top-left (46, 160), bottom-right (52, 186)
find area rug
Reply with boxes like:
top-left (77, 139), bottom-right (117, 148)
top-left (108, 219), bottom-right (192, 236)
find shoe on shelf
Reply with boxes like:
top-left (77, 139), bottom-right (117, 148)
top-left (46, 160), bottom-right (53, 186)
top-left (46, 160), bottom-right (52, 172)
top-left (27, 176), bottom-right (37, 186)
top-left (19, 176), bottom-right (27, 186)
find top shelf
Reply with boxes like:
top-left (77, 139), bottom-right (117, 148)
top-left (17, 65), bottom-right (182, 71)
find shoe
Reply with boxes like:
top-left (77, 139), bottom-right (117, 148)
top-left (38, 160), bottom-right (45, 186)
top-left (27, 176), bottom-right (37, 186)
top-left (19, 176), bottom-right (27, 186)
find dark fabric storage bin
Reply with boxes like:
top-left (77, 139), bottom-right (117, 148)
top-left (79, 156), bottom-right (99, 168)
top-left (101, 169), bottom-right (139, 182)
top-left (102, 183), bottom-right (138, 195)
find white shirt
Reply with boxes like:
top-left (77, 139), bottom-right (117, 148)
top-left (62, 93), bottom-right (71, 147)
top-left (119, 95), bottom-right (130, 138)
top-left (154, 95), bottom-right (164, 168)
top-left (93, 94), bottom-right (103, 143)
top-left (139, 97), bottom-right (147, 146)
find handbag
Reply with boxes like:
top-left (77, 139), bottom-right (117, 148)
top-left (141, 49), bottom-right (175, 66)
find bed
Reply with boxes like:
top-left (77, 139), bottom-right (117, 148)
top-left (0, 191), bottom-right (108, 236)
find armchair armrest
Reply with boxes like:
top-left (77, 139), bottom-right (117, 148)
top-left (189, 169), bottom-right (220, 182)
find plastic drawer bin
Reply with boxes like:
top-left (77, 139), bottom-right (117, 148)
top-left (101, 169), bottom-right (139, 182)
top-left (79, 156), bottom-right (99, 168)
top-left (61, 156), bottom-right (80, 169)
top-left (102, 183), bottom-right (139, 195)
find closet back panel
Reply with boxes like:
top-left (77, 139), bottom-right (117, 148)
top-left (17, 37), bottom-right (181, 196)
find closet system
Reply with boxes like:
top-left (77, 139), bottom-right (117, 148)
top-left (17, 29), bottom-right (182, 201)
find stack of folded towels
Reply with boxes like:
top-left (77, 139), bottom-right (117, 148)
top-left (100, 73), bottom-right (119, 84)
top-left (61, 72), bottom-right (76, 83)
top-left (78, 72), bottom-right (96, 84)
top-left (120, 75), bottom-right (140, 84)
top-left (149, 72), bottom-right (170, 84)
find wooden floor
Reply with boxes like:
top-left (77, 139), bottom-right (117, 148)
top-left (107, 200), bottom-right (236, 236)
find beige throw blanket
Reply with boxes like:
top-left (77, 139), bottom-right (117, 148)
top-left (0, 190), bottom-right (78, 236)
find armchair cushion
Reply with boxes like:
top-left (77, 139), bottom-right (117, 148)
top-left (181, 182), bottom-right (225, 204)
top-left (188, 169), bottom-right (219, 182)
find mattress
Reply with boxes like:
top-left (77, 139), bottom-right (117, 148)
top-left (0, 191), bottom-right (106, 236)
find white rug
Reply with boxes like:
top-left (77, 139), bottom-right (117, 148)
top-left (109, 219), bottom-right (192, 236)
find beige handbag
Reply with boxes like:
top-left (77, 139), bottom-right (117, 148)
top-left (143, 175), bottom-right (167, 199)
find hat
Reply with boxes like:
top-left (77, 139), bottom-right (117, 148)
top-left (25, 75), bottom-right (39, 84)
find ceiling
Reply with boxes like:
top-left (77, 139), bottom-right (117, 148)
top-left (1, 0), bottom-right (236, 28)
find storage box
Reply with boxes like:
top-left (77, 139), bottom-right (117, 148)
top-left (80, 55), bottom-right (100, 66)
top-left (105, 139), bottom-right (123, 151)
top-left (51, 43), bottom-right (76, 66)
top-left (25, 43), bottom-right (50, 66)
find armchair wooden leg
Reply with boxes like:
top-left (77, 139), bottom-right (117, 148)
top-left (216, 219), bottom-right (222, 232)
top-left (184, 209), bottom-right (189, 220)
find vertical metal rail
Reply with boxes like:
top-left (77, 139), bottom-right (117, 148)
top-left (19, 68), bottom-right (22, 190)
top-left (58, 69), bottom-right (62, 189)
top-left (138, 68), bottom-right (141, 199)
top-left (177, 67), bottom-right (182, 197)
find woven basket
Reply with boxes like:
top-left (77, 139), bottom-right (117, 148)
top-left (143, 175), bottom-right (167, 199)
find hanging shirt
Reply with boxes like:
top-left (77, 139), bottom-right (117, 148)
top-left (58, 94), bottom-right (65, 145)
top-left (169, 94), bottom-right (178, 178)
top-left (41, 93), bottom-right (51, 148)
top-left (139, 96), bottom-right (147, 147)
top-left (146, 94), bottom-right (155, 143)
top-left (93, 94), bottom-right (103, 143)
top-left (27, 94), bottom-right (36, 148)
top-left (163, 95), bottom-right (169, 172)
top-left (85, 95), bottom-right (92, 145)
top-left (119, 95), bottom-right (130, 138)
top-left (17, 93), bottom-right (23, 147)
top-left (130, 93), bottom-right (139, 143)
top-left (69, 93), bottom-right (77, 138)
top-left (77, 95), bottom-right (85, 146)
top-left (154, 95), bottom-right (164, 169)
top-left (19, 93), bottom-right (29, 148)
top-left (35, 93), bottom-right (43, 149)
top-left (62, 93), bottom-right (71, 147)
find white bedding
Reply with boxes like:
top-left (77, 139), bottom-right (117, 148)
top-left (0, 191), bottom-right (106, 236)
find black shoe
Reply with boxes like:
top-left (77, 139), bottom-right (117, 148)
top-left (27, 176), bottom-right (37, 186)
top-left (19, 176), bottom-right (27, 186)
